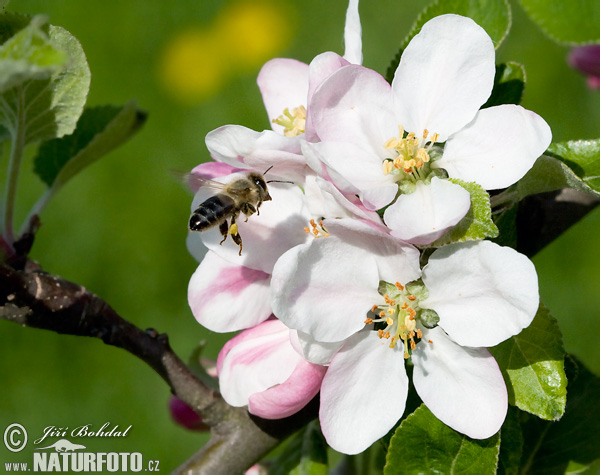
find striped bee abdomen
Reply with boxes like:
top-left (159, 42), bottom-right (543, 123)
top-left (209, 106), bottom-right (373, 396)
top-left (189, 194), bottom-right (236, 231)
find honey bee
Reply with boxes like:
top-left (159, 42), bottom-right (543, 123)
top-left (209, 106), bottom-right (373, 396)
top-left (188, 171), bottom-right (274, 256)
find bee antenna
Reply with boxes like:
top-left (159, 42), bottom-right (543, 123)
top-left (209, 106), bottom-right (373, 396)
top-left (263, 165), bottom-right (274, 175)
top-left (266, 179), bottom-right (295, 185)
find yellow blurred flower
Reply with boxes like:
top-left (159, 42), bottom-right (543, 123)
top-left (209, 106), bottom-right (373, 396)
top-left (158, 0), bottom-right (293, 104)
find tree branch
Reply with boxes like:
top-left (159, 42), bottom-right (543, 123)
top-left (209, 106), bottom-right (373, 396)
top-left (0, 259), bottom-right (305, 474)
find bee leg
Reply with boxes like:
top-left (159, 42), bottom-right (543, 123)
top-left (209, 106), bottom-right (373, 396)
top-left (228, 216), bottom-right (243, 256)
top-left (218, 220), bottom-right (229, 245)
top-left (241, 203), bottom-right (256, 222)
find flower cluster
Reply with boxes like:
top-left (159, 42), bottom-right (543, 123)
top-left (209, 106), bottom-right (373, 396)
top-left (185, 1), bottom-right (551, 455)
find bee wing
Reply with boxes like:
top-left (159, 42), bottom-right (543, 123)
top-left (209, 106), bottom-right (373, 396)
top-left (171, 170), bottom-right (231, 194)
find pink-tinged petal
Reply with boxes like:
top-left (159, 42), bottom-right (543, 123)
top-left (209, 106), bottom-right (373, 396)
top-left (325, 218), bottom-right (421, 284)
top-left (296, 330), bottom-right (345, 365)
top-left (302, 141), bottom-right (360, 195)
top-left (189, 162), bottom-right (240, 184)
top-left (309, 141), bottom-right (398, 210)
top-left (243, 147), bottom-right (309, 184)
top-left (421, 241), bottom-right (539, 347)
top-left (249, 360), bottom-right (327, 419)
top-left (205, 126), bottom-right (304, 178)
top-left (304, 175), bottom-right (383, 224)
top-left (306, 52), bottom-right (350, 141)
top-left (311, 65), bottom-right (397, 147)
top-left (343, 0), bottom-right (362, 65)
top-left (412, 326), bottom-right (507, 439)
top-left (257, 58), bottom-right (309, 134)
top-left (320, 331), bottom-right (408, 455)
top-left (205, 125), bottom-right (260, 166)
top-left (217, 319), bottom-right (283, 373)
top-left (438, 105), bottom-right (552, 189)
top-left (384, 178), bottom-right (471, 245)
top-left (188, 251), bottom-right (272, 333)
top-left (218, 320), bottom-right (303, 407)
top-left (197, 183), bottom-right (311, 274)
top-left (392, 15), bottom-right (495, 141)
top-left (271, 236), bottom-right (381, 342)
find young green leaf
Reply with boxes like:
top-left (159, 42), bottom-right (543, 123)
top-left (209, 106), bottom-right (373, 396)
top-left (384, 405), bottom-right (500, 475)
top-left (482, 62), bottom-right (526, 109)
top-left (519, 0), bottom-right (600, 44)
top-left (428, 179), bottom-right (499, 248)
top-left (489, 304), bottom-right (567, 421)
top-left (268, 421), bottom-right (327, 475)
top-left (0, 16), bottom-right (90, 143)
top-left (33, 102), bottom-right (146, 191)
top-left (519, 356), bottom-right (600, 472)
top-left (386, 0), bottom-right (511, 83)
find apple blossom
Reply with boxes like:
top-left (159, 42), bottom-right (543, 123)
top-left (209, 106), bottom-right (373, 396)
top-left (271, 219), bottom-right (539, 454)
top-left (307, 14), bottom-right (552, 244)
top-left (217, 319), bottom-right (326, 419)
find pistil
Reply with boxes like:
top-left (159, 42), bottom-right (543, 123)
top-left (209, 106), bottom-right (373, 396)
top-left (273, 105), bottom-right (306, 137)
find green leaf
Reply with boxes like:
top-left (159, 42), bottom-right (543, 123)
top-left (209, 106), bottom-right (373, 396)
top-left (491, 203), bottom-right (518, 250)
top-left (428, 179), bottom-right (498, 247)
top-left (385, 0), bottom-right (511, 83)
top-left (34, 101), bottom-right (146, 190)
top-left (482, 62), bottom-right (526, 109)
top-left (489, 304), bottom-right (567, 420)
top-left (518, 0), bottom-right (600, 44)
top-left (0, 17), bottom-right (90, 143)
top-left (384, 405), bottom-right (500, 474)
top-left (498, 406), bottom-right (523, 475)
top-left (268, 421), bottom-right (327, 475)
top-left (519, 357), bottom-right (600, 472)
top-left (493, 140), bottom-right (600, 210)
top-left (0, 14), bottom-right (67, 93)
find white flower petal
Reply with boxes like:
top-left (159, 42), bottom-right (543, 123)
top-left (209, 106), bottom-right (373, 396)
top-left (393, 14), bottom-right (495, 141)
top-left (309, 141), bottom-right (398, 210)
top-left (438, 104), bottom-right (553, 189)
top-left (343, 0), bottom-right (362, 65)
top-left (421, 241), bottom-right (539, 347)
top-left (297, 330), bottom-right (345, 365)
top-left (320, 331), bottom-right (408, 455)
top-left (311, 65), bottom-right (397, 147)
top-left (257, 58), bottom-right (309, 133)
top-left (412, 327), bottom-right (507, 439)
top-left (384, 178), bottom-right (471, 245)
top-left (218, 320), bottom-right (302, 407)
top-left (188, 251), bottom-right (271, 332)
top-left (324, 218), bottom-right (421, 284)
top-left (271, 236), bottom-right (381, 342)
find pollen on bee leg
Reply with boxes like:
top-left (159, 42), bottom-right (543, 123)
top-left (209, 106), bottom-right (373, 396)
top-left (228, 223), bottom-right (239, 235)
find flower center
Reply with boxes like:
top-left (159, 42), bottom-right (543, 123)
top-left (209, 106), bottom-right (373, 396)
top-left (304, 219), bottom-right (329, 238)
top-left (365, 280), bottom-right (437, 359)
top-left (272, 105), bottom-right (306, 137)
top-left (382, 126), bottom-right (439, 183)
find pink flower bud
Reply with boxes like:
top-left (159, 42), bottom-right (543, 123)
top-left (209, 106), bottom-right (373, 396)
top-left (568, 45), bottom-right (600, 90)
top-left (168, 396), bottom-right (209, 431)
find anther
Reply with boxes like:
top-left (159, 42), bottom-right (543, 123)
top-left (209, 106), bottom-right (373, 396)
top-left (364, 317), bottom-right (373, 324)
top-left (395, 282), bottom-right (404, 291)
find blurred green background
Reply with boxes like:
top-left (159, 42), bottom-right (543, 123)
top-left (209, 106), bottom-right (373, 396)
top-left (1, 0), bottom-right (599, 471)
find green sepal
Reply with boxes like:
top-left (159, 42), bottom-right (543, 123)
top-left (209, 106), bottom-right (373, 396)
top-left (34, 101), bottom-right (146, 190)
top-left (384, 404), bottom-right (501, 474)
top-left (518, 0), bottom-right (600, 44)
top-left (428, 179), bottom-right (498, 248)
top-left (385, 0), bottom-right (511, 83)
top-left (482, 62), bottom-right (526, 109)
top-left (186, 341), bottom-right (219, 392)
top-left (268, 421), bottom-right (327, 475)
top-left (489, 303), bottom-right (567, 421)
